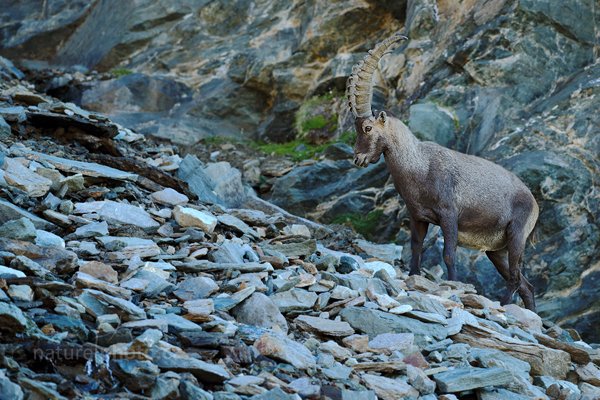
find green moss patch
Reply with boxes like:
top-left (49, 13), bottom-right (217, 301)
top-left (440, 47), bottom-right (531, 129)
top-left (251, 139), bottom-right (330, 161)
top-left (111, 68), bottom-right (134, 78)
top-left (295, 93), bottom-right (339, 143)
top-left (330, 210), bottom-right (384, 240)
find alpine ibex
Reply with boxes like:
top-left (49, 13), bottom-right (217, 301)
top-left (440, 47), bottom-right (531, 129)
top-left (346, 33), bottom-right (539, 311)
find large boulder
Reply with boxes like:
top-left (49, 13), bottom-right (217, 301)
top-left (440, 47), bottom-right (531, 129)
top-left (269, 159), bottom-right (389, 215)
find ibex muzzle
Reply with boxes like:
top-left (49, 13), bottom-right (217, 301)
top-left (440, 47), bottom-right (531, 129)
top-left (346, 33), bottom-right (539, 311)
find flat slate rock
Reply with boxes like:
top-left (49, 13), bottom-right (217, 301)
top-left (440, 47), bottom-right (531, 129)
top-left (0, 369), bottom-right (23, 400)
top-left (1, 238), bottom-right (77, 273)
top-left (262, 240), bottom-right (317, 258)
top-left (361, 374), bottom-right (419, 400)
top-left (152, 313), bottom-right (203, 332)
top-left (0, 199), bottom-right (55, 230)
top-left (254, 332), bottom-right (316, 370)
top-left (478, 388), bottom-right (533, 400)
top-left (0, 301), bottom-right (36, 335)
top-left (231, 292), bottom-right (288, 334)
top-left (271, 288), bottom-right (318, 313)
top-left (3, 157), bottom-right (52, 197)
top-left (150, 342), bottom-right (230, 383)
top-left (0, 217), bottom-right (37, 241)
top-left (85, 289), bottom-right (146, 321)
top-left (295, 315), bottom-right (354, 337)
top-left (174, 276), bottom-right (219, 300)
top-left (353, 239), bottom-right (402, 264)
top-left (175, 260), bottom-right (273, 273)
top-left (74, 201), bottom-right (159, 230)
top-left (433, 367), bottom-right (513, 393)
top-left (340, 306), bottom-right (448, 345)
top-left (11, 147), bottom-right (137, 180)
top-left (453, 323), bottom-right (571, 379)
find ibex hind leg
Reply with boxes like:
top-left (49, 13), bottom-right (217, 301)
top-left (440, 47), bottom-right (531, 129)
top-left (408, 219), bottom-right (429, 276)
top-left (486, 249), bottom-right (536, 311)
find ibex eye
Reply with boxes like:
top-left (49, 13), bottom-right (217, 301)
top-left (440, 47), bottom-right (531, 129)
top-left (364, 126), bottom-right (372, 133)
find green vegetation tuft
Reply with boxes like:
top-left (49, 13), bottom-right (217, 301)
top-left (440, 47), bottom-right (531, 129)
top-left (302, 115), bottom-right (331, 132)
top-left (111, 68), bottom-right (134, 78)
top-left (251, 130), bottom-right (357, 162)
top-left (295, 93), bottom-right (338, 139)
top-left (338, 131), bottom-right (356, 145)
top-left (330, 210), bottom-right (384, 240)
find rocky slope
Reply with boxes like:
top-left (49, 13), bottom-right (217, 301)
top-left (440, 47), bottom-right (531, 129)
top-left (1, 56), bottom-right (600, 400)
top-left (1, 0), bottom-right (598, 343)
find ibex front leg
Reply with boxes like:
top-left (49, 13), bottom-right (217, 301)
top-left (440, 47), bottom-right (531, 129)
top-left (440, 213), bottom-right (459, 281)
top-left (408, 218), bottom-right (429, 276)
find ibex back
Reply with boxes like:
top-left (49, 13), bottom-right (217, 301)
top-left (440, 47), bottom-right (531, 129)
top-left (346, 33), bottom-right (539, 311)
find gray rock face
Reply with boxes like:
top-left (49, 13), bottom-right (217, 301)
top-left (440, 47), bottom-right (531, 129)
top-left (361, 374), bottom-right (419, 400)
top-left (0, 199), bottom-right (55, 230)
top-left (433, 367), bottom-right (513, 393)
top-left (269, 159), bottom-right (388, 215)
top-left (0, 217), bottom-right (36, 241)
top-left (74, 200), bottom-right (159, 230)
top-left (178, 155), bottom-right (249, 208)
top-left (150, 342), bottom-right (230, 383)
top-left (231, 292), bottom-right (288, 333)
top-left (0, 302), bottom-right (37, 336)
top-left (174, 277), bottom-right (219, 301)
top-left (408, 102), bottom-right (456, 148)
top-left (271, 288), bottom-right (317, 313)
top-left (254, 332), bottom-right (316, 370)
top-left (111, 359), bottom-right (159, 392)
top-left (0, 370), bottom-right (23, 400)
top-left (295, 315), bottom-right (354, 337)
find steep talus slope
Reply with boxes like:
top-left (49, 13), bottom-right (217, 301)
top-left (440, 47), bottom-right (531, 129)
top-left (0, 0), bottom-right (598, 342)
top-left (1, 60), bottom-right (600, 399)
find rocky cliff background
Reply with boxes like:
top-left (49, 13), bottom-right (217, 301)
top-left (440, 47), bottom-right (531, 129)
top-left (1, 0), bottom-right (598, 342)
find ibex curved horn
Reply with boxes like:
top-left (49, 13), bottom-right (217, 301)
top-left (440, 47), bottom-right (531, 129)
top-left (346, 33), bottom-right (408, 118)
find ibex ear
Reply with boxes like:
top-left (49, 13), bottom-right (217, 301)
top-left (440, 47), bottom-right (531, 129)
top-left (378, 111), bottom-right (387, 124)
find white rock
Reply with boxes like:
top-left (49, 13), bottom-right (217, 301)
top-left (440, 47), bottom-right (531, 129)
top-left (35, 230), bottom-right (65, 248)
top-left (504, 303), bottom-right (543, 333)
top-left (362, 374), bottom-right (419, 400)
top-left (320, 340), bottom-right (353, 361)
top-left (8, 284), bottom-right (34, 302)
top-left (97, 236), bottom-right (161, 260)
top-left (74, 200), bottom-right (159, 230)
top-left (73, 221), bottom-right (109, 238)
top-left (389, 304), bottom-right (414, 315)
top-left (255, 332), bottom-right (316, 370)
top-left (283, 224), bottom-right (311, 238)
top-left (173, 205), bottom-right (217, 233)
top-left (330, 285), bottom-right (359, 300)
top-left (369, 333), bottom-right (415, 353)
top-left (151, 188), bottom-right (189, 206)
top-left (363, 261), bottom-right (397, 278)
top-left (3, 157), bottom-right (52, 197)
top-left (374, 293), bottom-right (401, 309)
top-left (0, 265), bottom-right (26, 278)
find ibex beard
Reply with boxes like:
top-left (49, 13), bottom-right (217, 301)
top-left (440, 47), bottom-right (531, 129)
top-left (346, 33), bottom-right (539, 311)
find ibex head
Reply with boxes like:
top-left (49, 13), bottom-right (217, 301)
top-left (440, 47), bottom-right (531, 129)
top-left (346, 33), bottom-right (408, 167)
